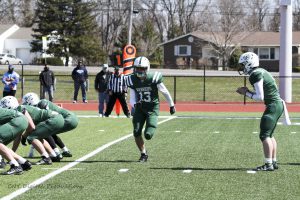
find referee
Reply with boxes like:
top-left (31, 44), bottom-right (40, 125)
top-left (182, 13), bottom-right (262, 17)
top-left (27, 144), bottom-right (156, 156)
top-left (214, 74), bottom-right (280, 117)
top-left (104, 66), bottom-right (130, 117)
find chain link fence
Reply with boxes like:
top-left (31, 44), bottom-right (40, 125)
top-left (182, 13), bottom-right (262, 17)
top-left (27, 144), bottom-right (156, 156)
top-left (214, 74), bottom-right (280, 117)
top-left (12, 74), bottom-right (300, 104)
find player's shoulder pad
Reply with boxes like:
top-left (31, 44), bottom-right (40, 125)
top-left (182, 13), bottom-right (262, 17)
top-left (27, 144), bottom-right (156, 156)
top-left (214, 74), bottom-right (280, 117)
top-left (151, 71), bottom-right (163, 84)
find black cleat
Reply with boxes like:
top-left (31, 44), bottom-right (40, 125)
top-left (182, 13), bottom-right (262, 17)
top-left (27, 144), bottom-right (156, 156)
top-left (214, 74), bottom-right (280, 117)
top-left (51, 155), bottom-right (61, 162)
top-left (62, 151), bottom-right (72, 157)
top-left (273, 161), bottom-right (279, 170)
top-left (139, 153), bottom-right (148, 162)
top-left (254, 163), bottom-right (274, 171)
top-left (2, 164), bottom-right (23, 175)
top-left (21, 160), bottom-right (32, 171)
top-left (0, 159), bottom-right (6, 169)
top-left (34, 156), bottom-right (52, 165)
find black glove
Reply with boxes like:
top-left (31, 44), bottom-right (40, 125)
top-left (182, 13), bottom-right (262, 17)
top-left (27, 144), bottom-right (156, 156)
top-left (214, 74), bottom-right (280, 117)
top-left (170, 106), bottom-right (176, 115)
top-left (21, 135), bottom-right (27, 146)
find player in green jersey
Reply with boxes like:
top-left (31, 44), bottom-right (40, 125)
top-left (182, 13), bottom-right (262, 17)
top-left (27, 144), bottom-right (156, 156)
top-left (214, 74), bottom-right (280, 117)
top-left (236, 52), bottom-right (291, 171)
top-left (22, 92), bottom-right (78, 157)
top-left (0, 101), bottom-right (32, 175)
top-left (0, 96), bottom-right (64, 165)
top-left (123, 56), bottom-right (176, 162)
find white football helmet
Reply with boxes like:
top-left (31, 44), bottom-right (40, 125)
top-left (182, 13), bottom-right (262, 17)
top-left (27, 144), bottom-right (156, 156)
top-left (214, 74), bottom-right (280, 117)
top-left (238, 52), bottom-right (259, 75)
top-left (0, 96), bottom-right (19, 109)
top-left (133, 56), bottom-right (150, 79)
top-left (22, 92), bottom-right (40, 106)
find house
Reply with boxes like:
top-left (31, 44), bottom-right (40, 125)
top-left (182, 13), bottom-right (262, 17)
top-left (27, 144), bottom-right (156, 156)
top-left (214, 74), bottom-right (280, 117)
top-left (160, 31), bottom-right (300, 71)
top-left (0, 24), bottom-right (40, 64)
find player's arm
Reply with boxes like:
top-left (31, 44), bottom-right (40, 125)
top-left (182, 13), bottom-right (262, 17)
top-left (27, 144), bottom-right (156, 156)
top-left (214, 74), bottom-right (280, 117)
top-left (157, 83), bottom-right (176, 114)
top-left (245, 79), bottom-right (264, 101)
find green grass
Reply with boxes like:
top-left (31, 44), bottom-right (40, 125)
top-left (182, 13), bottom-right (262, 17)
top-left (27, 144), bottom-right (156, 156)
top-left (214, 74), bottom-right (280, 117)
top-left (1, 112), bottom-right (300, 199)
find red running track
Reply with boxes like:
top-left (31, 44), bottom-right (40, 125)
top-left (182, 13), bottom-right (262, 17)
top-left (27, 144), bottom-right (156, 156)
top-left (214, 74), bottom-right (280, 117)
top-left (56, 101), bottom-right (300, 112)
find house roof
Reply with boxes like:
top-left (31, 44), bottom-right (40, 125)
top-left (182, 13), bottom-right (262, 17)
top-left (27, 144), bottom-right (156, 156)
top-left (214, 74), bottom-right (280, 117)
top-left (0, 24), bottom-right (16, 35)
top-left (7, 27), bottom-right (33, 40)
top-left (161, 31), bottom-right (300, 47)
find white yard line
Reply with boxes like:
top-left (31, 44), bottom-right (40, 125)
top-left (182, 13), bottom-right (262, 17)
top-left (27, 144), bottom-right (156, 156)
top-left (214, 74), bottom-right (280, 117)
top-left (1, 116), bottom-right (176, 200)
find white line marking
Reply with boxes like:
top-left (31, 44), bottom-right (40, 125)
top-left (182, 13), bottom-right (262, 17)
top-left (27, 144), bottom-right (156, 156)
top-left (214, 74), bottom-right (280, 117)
top-left (213, 131), bottom-right (220, 133)
top-left (41, 168), bottom-right (85, 171)
top-left (98, 130), bottom-right (105, 132)
top-left (183, 169), bottom-right (192, 173)
top-left (2, 116), bottom-right (176, 200)
top-left (246, 170), bottom-right (257, 174)
top-left (291, 132), bottom-right (297, 134)
top-left (252, 131), bottom-right (258, 134)
top-left (118, 169), bottom-right (129, 173)
top-left (175, 130), bottom-right (181, 133)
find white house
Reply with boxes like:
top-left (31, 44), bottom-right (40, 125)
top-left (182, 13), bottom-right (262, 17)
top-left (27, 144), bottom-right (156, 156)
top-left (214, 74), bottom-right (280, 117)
top-left (0, 24), bottom-right (39, 64)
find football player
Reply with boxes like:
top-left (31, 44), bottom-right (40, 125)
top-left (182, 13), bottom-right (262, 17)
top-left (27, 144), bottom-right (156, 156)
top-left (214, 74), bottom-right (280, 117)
top-left (0, 96), bottom-right (64, 165)
top-left (0, 103), bottom-right (32, 175)
top-left (236, 52), bottom-right (291, 171)
top-left (123, 56), bottom-right (176, 162)
top-left (22, 93), bottom-right (78, 157)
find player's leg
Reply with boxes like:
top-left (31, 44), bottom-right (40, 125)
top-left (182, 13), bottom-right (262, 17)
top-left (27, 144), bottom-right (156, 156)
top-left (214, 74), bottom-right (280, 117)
top-left (0, 143), bottom-right (23, 175)
top-left (144, 105), bottom-right (159, 140)
top-left (133, 107), bottom-right (147, 162)
top-left (257, 102), bottom-right (283, 171)
top-left (52, 134), bottom-right (72, 157)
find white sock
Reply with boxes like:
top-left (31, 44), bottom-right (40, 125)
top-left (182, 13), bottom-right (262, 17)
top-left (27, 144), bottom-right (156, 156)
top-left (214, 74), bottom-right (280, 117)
top-left (17, 157), bottom-right (27, 164)
top-left (141, 148), bottom-right (146, 154)
top-left (62, 147), bottom-right (69, 152)
top-left (42, 152), bottom-right (49, 158)
top-left (50, 151), bottom-right (57, 157)
top-left (272, 158), bottom-right (277, 163)
top-left (9, 160), bottom-right (19, 166)
top-left (0, 155), bottom-right (2, 160)
top-left (265, 158), bottom-right (272, 164)
top-left (54, 148), bottom-right (60, 154)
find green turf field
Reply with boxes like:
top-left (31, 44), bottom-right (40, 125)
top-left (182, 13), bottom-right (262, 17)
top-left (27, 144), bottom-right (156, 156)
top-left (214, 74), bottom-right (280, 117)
top-left (1, 112), bottom-right (300, 200)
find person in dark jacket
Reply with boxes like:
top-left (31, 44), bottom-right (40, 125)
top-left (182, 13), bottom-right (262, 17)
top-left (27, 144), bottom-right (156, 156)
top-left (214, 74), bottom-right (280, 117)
top-left (39, 65), bottom-right (55, 102)
top-left (94, 64), bottom-right (111, 117)
top-left (72, 60), bottom-right (88, 103)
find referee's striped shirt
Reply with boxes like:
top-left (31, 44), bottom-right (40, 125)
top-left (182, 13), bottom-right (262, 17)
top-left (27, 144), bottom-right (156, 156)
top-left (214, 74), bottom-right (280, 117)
top-left (108, 73), bottom-right (127, 93)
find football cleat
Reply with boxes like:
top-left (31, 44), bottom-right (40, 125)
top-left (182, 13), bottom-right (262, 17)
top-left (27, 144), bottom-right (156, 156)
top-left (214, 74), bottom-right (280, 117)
top-left (138, 153), bottom-right (148, 162)
top-left (2, 165), bottom-right (23, 175)
top-left (0, 158), bottom-right (6, 169)
top-left (254, 163), bottom-right (274, 171)
top-left (273, 161), bottom-right (279, 170)
top-left (34, 156), bottom-right (52, 165)
top-left (51, 155), bottom-right (61, 162)
top-left (21, 160), bottom-right (32, 171)
top-left (62, 151), bottom-right (72, 157)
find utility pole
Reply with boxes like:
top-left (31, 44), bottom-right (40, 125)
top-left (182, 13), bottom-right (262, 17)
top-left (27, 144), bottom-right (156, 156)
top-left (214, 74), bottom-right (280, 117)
top-left (279, 0), bottom-right (292, 103)
top-left (128, 0), bottom-right (133, 45)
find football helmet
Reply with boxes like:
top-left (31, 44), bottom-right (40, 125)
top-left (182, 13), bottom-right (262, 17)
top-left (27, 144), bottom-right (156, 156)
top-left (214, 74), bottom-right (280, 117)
top-left (133, 56), bottom-right (150, 79)
top-left (238, 52), bottom-right (259, 75)
top-left (0, 96), bottom-right (19, 109)
top-left (22, 92), bottom-right (40, 106)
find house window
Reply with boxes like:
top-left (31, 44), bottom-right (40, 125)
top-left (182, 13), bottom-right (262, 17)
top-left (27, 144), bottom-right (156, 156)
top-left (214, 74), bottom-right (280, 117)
top-left (174, 45), bottom-right (191, 56)
top-left (252, 48), bottom-right (276, 60)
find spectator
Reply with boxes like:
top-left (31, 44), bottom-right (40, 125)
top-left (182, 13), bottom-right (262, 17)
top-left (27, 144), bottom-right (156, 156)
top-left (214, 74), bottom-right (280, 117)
top-left (104, 66), bottom-right (130, 117)
top-left (39, 64), bottom-right (55, 102)
top-left (95, 64), bottom-right (111, 117)
top-left (2, 64), bottom-right (19, 97)
top-left (72, 60), bottom-right (88, 103)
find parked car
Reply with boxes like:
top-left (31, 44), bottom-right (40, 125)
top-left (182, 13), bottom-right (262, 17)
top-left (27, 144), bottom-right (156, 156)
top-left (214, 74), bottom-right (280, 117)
top-left (0, 54), bottom-right (23, 65)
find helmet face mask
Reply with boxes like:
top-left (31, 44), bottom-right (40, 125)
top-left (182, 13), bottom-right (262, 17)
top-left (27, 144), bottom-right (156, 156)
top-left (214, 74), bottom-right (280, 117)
top-left (22, 93), bottom-right (40, 106)
top-left (238, 52), bottom-right (259, 75)
top-left (133, 56), bottom-right (150, 79)
top-left (0, 96), bottom-right (19, 109)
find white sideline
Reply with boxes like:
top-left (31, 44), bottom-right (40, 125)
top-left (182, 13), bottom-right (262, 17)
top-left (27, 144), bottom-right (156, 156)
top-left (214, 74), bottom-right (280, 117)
top-left (1, 116), bottom-right (177, 200)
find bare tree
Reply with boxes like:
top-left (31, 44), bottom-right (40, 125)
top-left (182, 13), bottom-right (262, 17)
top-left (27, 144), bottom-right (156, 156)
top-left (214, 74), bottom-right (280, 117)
top-left (293, 0), bottom-right (300, 31)
top-left (244, 0), bottom-right (269, 31)
top-left (207, 0), bottom-right (248, 69)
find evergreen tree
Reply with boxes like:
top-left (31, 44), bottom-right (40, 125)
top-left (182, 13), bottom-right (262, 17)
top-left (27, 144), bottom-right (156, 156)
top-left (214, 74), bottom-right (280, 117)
top-left (31, 0), bottom-right (102, 66)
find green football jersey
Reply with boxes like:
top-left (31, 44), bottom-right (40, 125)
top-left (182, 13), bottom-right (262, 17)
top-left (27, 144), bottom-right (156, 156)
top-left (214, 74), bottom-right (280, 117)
top-left (38, 99), bottom-right (70, 118)
top-left (249, 68), bottom-right (281, 104)
top-left (17, 105), bottom-right (55, 124)
top-left (125, 71), bottom-right (163, 105)
top-left (0, 107), bottom-right (23, 124)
